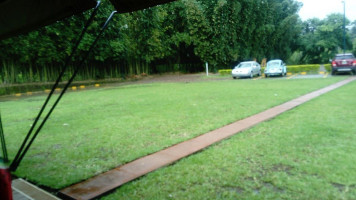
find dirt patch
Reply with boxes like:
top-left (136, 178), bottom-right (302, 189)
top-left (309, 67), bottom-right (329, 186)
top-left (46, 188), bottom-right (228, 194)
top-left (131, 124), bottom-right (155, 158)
top-left (109, 72), bottom-right (226, 86)
top-left (137, 73), bottom-right (218, 83)
top-left (0, 73), bottom-right (226, 101)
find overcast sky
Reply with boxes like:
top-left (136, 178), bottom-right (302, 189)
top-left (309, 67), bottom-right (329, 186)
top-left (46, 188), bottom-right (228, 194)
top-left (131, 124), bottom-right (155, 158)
top-left (298, 0), bottom-right (356, 22)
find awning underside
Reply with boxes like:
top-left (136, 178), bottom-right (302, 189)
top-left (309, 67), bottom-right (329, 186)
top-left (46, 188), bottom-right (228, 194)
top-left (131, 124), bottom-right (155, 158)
top-left (0, 0), bottom-right (176, 40)
top-left (111, 0), bottom-right (175, 13)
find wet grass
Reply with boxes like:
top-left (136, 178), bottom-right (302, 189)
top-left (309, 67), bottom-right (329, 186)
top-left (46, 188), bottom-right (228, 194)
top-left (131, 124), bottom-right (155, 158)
top-left (0, 76), bottom-right (346, 189)
top-left (102, 79), bottom-right (356, 200)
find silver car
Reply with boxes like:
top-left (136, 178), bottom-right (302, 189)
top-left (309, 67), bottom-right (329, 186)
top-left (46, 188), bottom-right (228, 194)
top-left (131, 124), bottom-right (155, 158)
top-left (264, 59), bottom-right (287, 77)
top-left (232, 61), bottom-right (261, 79)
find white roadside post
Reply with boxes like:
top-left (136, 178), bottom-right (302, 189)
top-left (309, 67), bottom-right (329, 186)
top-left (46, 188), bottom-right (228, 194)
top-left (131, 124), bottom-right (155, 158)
top-left (206, 62), bottom-right (209, 76)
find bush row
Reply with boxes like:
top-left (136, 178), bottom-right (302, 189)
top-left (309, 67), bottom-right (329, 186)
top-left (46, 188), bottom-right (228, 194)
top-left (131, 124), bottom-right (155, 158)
top-left (219, 64), bottom-right (331, 75)
top-left (218, 69), bottom-right (232, 75)
top-left (323, 64), bottom-right (332, 72)
top-left (286, 64), bottom-right (320, 73)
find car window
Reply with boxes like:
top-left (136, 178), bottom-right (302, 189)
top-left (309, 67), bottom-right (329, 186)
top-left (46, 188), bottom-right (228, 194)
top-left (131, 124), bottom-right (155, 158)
top-left (335, 55), bottom-right (355, 60)
top-left (237, 63), bottom-right (252, 68)
top-left (267, 61), bottom-right (280, 68)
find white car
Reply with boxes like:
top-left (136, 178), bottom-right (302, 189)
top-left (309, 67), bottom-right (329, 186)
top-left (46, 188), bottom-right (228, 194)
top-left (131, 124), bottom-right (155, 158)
top-left (232, 61), bottom-right (261, 79)
top-left (264, 59), bottom-right (287, 77)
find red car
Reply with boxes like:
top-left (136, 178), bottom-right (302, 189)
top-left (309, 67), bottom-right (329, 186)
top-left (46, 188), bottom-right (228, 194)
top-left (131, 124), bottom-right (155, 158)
top-left (331, 53), bottom-right (356, 75)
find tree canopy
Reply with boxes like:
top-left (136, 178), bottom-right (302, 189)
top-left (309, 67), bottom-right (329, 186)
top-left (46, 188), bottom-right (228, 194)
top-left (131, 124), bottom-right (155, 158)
top-left (0, 0), bottom-right (354, 84)
top-left (294, 14), bottom-right (353, 64)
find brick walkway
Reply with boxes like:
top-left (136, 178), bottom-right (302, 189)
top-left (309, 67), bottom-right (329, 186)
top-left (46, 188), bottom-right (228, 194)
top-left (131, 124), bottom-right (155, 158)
top-left (60, 77), bottom-right (356, 200)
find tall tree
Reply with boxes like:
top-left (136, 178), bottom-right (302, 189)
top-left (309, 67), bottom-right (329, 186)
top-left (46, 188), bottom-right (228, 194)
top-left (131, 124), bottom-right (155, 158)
top-left (298, 14), bottom-right (352, 64)
top-left (0, 0), bottom-right (306, 84)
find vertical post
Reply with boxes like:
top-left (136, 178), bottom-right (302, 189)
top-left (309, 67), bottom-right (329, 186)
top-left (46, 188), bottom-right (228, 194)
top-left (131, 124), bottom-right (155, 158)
top-left (206, 62), bottom-right (209, 76)
top-left (0, 112), bottom-right (8, 163)
top-left (343, 0), bottom-right (346, 54)
top-left (0, 164), bottom-right (12, 200)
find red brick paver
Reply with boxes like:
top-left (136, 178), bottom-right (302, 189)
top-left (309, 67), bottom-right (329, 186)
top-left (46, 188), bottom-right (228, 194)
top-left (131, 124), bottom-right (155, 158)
top-left (60, 77), bottom-right (356, 200)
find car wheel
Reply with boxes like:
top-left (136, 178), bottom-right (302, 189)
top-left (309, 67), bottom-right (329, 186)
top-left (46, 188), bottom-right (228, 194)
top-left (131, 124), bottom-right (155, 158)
top-left (265, 74), bottom-right (268, 78)
top-left (233, 77), bottom-right (237, 79)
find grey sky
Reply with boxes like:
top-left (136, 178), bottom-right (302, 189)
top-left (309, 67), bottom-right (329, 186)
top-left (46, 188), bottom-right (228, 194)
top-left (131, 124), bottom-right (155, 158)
top-left (298, 0), bottom-right (356, 22)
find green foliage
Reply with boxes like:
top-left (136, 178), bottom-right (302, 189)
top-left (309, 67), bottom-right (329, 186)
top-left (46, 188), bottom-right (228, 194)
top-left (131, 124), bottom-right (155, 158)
top-left (0, 0), bottom-right (303, 84)
top-left (297, 14), bottom-right (353, 64)
top-left (1, 77), bottom-right (344, 188)
top-left (287, 64), bottom-right (321, 73)
top-left (218, 69), bottom-right (232, 75)
top-left (219, 64), bottom-right (322, 75)
top-left (287, 51), bottom-right (304, 65)
top-left (323, 64), bottom-right (332, 72)
top-left (103, 79), bottom-right (356, 200)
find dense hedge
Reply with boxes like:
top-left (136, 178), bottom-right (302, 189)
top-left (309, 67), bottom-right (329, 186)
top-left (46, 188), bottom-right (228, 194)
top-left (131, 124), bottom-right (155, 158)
top-left (218, 69), bottom-right (232, 75)
top-left (219, 64), bottom-right (324, 75)
top-left (1, 0), bottom-right (306, 85)
top-left (286, 64), bottom-right (321, 73)
top-left (323, 64), bottom-right (332, 72)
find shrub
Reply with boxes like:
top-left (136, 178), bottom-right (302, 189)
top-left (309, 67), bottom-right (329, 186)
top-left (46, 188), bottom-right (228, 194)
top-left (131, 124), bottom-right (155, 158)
top-left (286, 64), bottom-right (321, 74)
top-left (218, 69), bottom-right (232, 75)
top-left (323, 64), bottom-right (332, 72)
top-left (219, 64), bottom-right (324, 75)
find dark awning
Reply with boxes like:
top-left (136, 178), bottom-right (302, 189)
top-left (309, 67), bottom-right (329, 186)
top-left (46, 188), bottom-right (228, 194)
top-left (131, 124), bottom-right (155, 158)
top-left (0, 0), bottom-right (97, 40)
top-left (110, 0), bottom-right (175, 13)
top-left (0, 0), bottom-right (176, 40)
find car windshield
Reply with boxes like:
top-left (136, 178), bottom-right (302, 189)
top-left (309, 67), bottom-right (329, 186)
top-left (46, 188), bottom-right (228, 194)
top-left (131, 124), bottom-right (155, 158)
top-left (335, 55), bottom-right (355, 60)
top-left (236, 63), bottom-right (252, 68)
top-left (267, 61), bottom-right (280, 68)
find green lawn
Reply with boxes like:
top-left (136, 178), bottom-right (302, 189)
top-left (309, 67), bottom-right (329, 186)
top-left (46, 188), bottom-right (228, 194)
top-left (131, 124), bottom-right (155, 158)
top-left (103, 79), bottom-right (356, 200)
top-left (0, 76), bottom-right (347, 189)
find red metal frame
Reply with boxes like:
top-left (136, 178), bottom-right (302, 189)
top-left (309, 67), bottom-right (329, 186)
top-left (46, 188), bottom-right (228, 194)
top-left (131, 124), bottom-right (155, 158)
top-left (0, 167), bottom-right (12, 200)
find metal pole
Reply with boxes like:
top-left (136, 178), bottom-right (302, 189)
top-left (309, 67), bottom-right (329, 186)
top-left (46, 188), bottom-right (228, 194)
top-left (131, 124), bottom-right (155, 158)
top-left (10, 11), bottom-right (117, 172)
top-left (10, 1), bottom-right (101, 171)
top-left (206, 62), bottom-right (209, 76)
top-left (0, 112), bottom-right (8, 162)
top-left (343, 0), bottom-right (346, 54)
